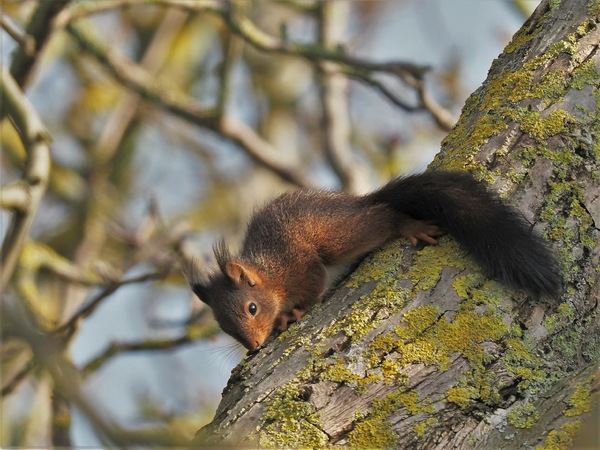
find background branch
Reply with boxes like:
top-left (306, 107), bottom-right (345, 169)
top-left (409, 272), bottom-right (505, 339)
top-left (9, 0), bottom-right (71, 88)
top-left (56, 271), bottom-right (167, 340)
top-left (66, 21), bottom-right (315, 189)
top-left (58, 0), bottom-right (453, 133)
top-left (81, 332), bottom-right (215, 378)
top-left (0, 67), bottom-right (51, 291)
top-left (0, 182), bottom-right (30, 212)
top-left (317, 0), bottom-right (368, 193)
top-left (3, 302), bottom-right (192, 447)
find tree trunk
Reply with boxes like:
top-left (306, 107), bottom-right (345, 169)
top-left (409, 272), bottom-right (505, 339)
top-left (195, 0), bottom-right (600, 447)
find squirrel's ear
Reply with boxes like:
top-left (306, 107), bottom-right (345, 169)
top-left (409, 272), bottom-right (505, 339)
top-left (190, 281), bottom-right (211, 305)
top-left (182, 258), bottom-right (211, 305)
top-left (224, 261), bottom-right (261, 287)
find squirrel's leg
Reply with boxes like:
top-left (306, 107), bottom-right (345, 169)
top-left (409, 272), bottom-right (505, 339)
top-left (395, 213), bottom-right (445, 246)
top-left (276, 260), bottom-right (327, 332)
top-left (276, 308), bottom-right (307, 332)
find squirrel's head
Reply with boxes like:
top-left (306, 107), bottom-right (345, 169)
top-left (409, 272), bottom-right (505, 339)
top-left (183, 242), bottom-right (282, 352)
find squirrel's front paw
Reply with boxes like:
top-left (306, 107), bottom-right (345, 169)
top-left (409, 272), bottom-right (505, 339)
top-left (276, 308), bottom-right (306, 332)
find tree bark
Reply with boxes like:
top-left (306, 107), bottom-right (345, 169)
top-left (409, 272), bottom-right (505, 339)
top-left (195, 0), bottom-right (600, 447)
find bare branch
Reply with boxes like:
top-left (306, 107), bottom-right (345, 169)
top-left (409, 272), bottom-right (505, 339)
top-left (0, 67), bottom-right (51, 291)
top-left (0, 182), bottom-right (30, 212)
top-left (80, 331), bottom-right (217, 378)
top-left (1, 357), bottom-right (35, 397)
top-left (3, 302), bottom-right (191, 447)
top-left (417, 82), bottom-right (456, 131)
top-left (0, 13), bottom-right (36, 56)
top-left (9, 0), bottom-right (71, 88)
top-left (218, 116), bottom-right (316, 188)
top-left (317, 1), bottom-right (368, 193)
top-left (59, 8), bottom-right (191, 323)
top-left (56, 271), bottom-right (167, 339)
top-left (57, 0), bottom-right (453, 132)
top-left (66, 21), bottom-right (316, 189)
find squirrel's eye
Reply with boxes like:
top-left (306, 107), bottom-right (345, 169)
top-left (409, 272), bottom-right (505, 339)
top-left (248, 302), bottom-right (257, 316)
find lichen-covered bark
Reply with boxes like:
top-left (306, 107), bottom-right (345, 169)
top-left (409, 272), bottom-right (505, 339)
top-left (194, 0), bottom-right (600, 448)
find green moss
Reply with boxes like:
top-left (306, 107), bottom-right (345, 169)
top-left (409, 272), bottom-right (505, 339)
top-left (589, 0), bottom-right (600, 14)
top-left (508, 402), bottom-right (541, 429)
top-left (549, 0), bottom-right (562, 10)
top-left (569, 60), bottom-right (600, 89)
top-left (436, 13), bottom-right (599, 183)
top-left (405, 240), bottom-right (474, 289)
top-left (368, 299), bottom-right (514, 408)
top-left (540, 178), bottom-right (596, 284)
top-left (334, 244), bottom-right (408, 340)
top-left (320, 356), bottom-right (379, 391)
top-left (504, 25), bottom-right (540, 54)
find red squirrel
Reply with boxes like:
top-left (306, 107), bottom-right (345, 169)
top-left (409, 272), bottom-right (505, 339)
top-left (185, 171), bottom-right (561, 351)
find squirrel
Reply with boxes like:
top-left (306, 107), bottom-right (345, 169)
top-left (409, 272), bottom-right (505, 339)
top-left (184, 170), bottom-right (561, 351)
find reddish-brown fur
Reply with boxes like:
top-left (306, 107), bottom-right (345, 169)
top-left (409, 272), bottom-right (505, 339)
top-left (185, 171), bottom-right (560, 351)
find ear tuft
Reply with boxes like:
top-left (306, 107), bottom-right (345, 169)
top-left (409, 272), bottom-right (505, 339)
top-left (182, 257), bottom-right (211, 305)
top-left (213, 238), bottom-right (232, 273)
top-left (224, 261), bottom-right (261, 287)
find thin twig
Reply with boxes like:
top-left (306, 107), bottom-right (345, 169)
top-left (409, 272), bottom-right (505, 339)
top-left (0, 13), bottom-right (36, 56)
top-left (58, 0), bottom-right (443, 122)
top-left (56, 271), bottom-right (166, 339)
top-left (419, 93), bottom-right (455, 132)
top-left (81, 334), bottom-right (200, 378)
top-left (60, 7), bottom-right (190, 323)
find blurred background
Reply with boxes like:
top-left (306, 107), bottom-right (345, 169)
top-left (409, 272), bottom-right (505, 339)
top-left (1, 0), bottom-right (540, 446)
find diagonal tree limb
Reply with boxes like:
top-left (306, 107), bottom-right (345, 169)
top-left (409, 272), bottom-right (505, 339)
top-left (0, 182), bottom-right (30, 212)
top-left (0, 13), bottom-right (36, 56)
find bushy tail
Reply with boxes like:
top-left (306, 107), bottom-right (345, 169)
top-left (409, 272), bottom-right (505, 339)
top-left (366, 170), bottom-right (561, 297)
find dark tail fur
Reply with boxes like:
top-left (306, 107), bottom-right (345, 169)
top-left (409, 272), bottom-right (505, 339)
top-left (366, 170), bottom-right (561, 297)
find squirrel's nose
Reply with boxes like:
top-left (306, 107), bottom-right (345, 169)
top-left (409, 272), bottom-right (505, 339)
top-left (247, 340), bottom-right (261, 353)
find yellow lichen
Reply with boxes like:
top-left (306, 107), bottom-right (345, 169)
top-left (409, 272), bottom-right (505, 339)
top-left (565, 377), bottom-right (596, 417)
top-left (508, 402), bottom-right (541, 429)
top-left (259, 381), bottom-right (328, 448)
top-left (536, 420), bottom-right (582, 450)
